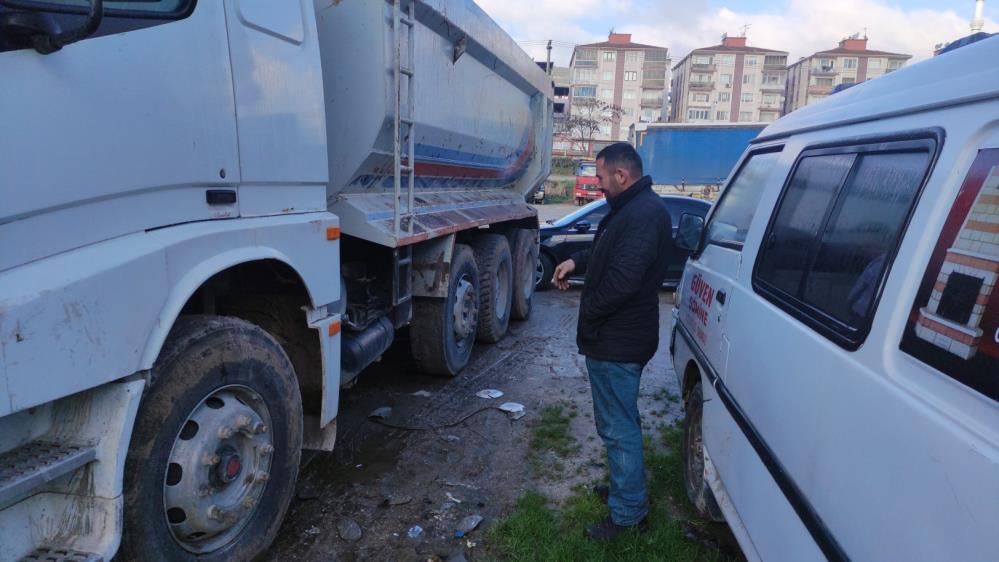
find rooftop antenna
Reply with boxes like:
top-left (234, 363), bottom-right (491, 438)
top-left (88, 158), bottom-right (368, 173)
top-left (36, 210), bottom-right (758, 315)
top-left (863, 27), bottom-right (868, 39)
top-left (740, 23), bottom-right (751, 37)
top-left (971, 0), bottom-right (986, 32)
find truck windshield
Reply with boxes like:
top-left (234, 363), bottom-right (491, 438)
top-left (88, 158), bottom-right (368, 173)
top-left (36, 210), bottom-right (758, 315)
top-left (578, 164), bottom-right (597, 177)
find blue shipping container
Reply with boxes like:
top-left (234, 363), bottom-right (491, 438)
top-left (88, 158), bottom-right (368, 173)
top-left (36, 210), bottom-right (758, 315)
top-left (635, 125), bottom-right (764, 186)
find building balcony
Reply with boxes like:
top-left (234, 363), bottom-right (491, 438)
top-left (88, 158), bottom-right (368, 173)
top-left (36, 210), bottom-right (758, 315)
top-left (810, 67), bottom-right (837, 76)
top-left (640, 99), bottom-right (663, 108)
top-left (808, 85), bottom-right (832, 95)
top-left (760, 84), bottom-right (786, 93)
top-left (764, 63), bottom-right (787, 71)
top-left (691, 63), bottom-right (715, 72)
top-left (642, 79), bottom-right (666, 90)
top-left (573, 60), bottom-right (598, 68)
top-left (689, 81), bottom-right (714, 90)
top-left (759, 102), bottom-right (783, 110)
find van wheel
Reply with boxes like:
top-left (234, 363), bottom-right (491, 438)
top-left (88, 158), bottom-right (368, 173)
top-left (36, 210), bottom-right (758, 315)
top-left (682, 382), bottom-right (724, 522)
top-left (510, 229), bottom-right (538, 321)
top-left (411, 244), bottom-right (479, 375)
top-left (471, 233), bottom-right (513, 343)
top-left (536, 253), bottom-right (554, 292)
top-left (121, 316), bottom-right (303, 561)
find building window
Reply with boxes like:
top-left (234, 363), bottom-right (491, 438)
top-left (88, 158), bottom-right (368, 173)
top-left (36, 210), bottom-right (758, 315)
top-left (692, 55), bottom-right (712, 65)
top-left (743, 74), bottom-right (756, 85)
top-left (641, 109), bottom-right (657, 122)
top-left (813, 77), bottom-right (834, 87)
top-left (718, 92), bottom-right (731, 102)
top-left (719, 73), bottom-right (732, 86)
top-left (645, 49), bottom-right (669, 62)
top-left (622, 108), bottom-right (633, 117)
top-left (740, 111), bottom-right (753, 121)
top-left (643, 69), bottom-right (666, 80)
top-left (764, 55), bottom-right (787, 66)
top-left (745, 56), bottom-right (758, 66)
top-left (573, 86), bottom-right (597, 98)
top-left (755, 140), bottom-right (934, 347)
top-left (691, 93), bottom-right (709, 103)
top-left (576, 48), bottom-right (597, 62)
top-left (842, 57), bottom-right (858, 69)
top-left (716, 110), bottom-right (729, 121)
top-left (718, 54), bottom-right (735, 65)
top-left (623, 90), bottom-right (637, 100)
top-left (886, 59), bottom-right (904, 71)
top-left (624, 71), bottom-right (638, 81)
top-left (603, 51), bottom-right (617, 62)
top-left (642, 90), bottom-right (661, 102)
top-left (600, 89), bottom-right (613, 100)
top-left (574, 68), bottom-right (595, 82)
top-left (625, 51), bottom-right (639, 63)
top-left (841, 77), bottom-right (856, 85)
top-left (814, 58), bottom-right (835, 70)
top-left (763, 73), bottom-right (783, 86)
top-left (741, 93), bottom-right (754, 103)
top-left (868, 58), bottom-right (883, 69)
top-left (706, 148), bottom-right (784, 248)
top-left (760, 112), bottom-right (778, 122)
top-left (687, 109), bottom-right (710, 120)
top-left (763, 94), bottom-right (777, 105)
top-left (602, 70), bottom-right (614, 81)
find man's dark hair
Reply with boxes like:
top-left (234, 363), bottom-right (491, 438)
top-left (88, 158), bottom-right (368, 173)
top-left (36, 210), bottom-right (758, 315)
top-left (596, 142), bottom-right (643, 178)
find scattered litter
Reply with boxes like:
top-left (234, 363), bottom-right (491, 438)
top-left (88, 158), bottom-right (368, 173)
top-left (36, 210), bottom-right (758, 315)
top-left (355, 464), bottom-right (363, 469)
top-left (337, 518), bottom-right (363, 542)
top-left (498, 402), bottom-right (526, 420)
top-left (412, 390), bottom-right (432, 397)
top-left (369, 406), bottom-right (393, 419)
top-left (440, 434), bottom-right (461, 443)
top-left (442, 480), bottom-right (479, 490)
top-left (453, 514), bottom-right (484, 538)
top-left (407, 525), bottom-right (424, 539)
top-left (384, 494), bottom-right (412, 506)
top-left (304, 525), bottom-right (320, 536)
top-left (445, 492), bottom-right (463, 504)
top-left (475, 389), bottom-right (504, 399)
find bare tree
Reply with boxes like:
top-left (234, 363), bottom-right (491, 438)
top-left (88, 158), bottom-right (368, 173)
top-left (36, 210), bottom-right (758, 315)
top-left (557, 99), bottom-right (623, 157)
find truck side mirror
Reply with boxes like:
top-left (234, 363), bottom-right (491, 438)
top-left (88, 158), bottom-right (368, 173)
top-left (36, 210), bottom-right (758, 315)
top-left (675, 213), bottom-right (704, 251)
top-left (573, 221), bottom-right (591, 233)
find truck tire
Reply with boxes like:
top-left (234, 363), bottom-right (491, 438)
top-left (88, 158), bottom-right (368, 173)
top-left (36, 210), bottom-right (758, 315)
top-left (682, 382), bottom-right (724, 522)
top-left (536, 253), bottom-right (554, 292)
top-left (471, 233), bottom-right (513, 343)
top-left (510, 228), bottom-right (538, 321)
top-left (120, 316), bottom-right (303, 561)
top-left (411, 244), bottom-right (479, 376)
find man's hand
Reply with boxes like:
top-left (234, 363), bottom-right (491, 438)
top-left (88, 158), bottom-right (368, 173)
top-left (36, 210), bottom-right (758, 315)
top-left (553, 259), bottom-right (576, 290)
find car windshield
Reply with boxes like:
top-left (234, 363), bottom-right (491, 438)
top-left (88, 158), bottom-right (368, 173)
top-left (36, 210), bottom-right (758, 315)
top-left (578, 164), bottom-right (597, 177)
top-left (548, 199), bottom-right (607, 227)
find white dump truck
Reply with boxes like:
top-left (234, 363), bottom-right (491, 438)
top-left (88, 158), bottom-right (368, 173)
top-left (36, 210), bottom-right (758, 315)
top-left (0, 1), bottom-right (552, 559)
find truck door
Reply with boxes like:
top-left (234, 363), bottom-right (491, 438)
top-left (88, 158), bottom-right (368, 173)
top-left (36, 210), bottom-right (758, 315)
top-left (0, 1), bottom-right (240, 272)
top-left (678, 148), bottom-right (784, 380)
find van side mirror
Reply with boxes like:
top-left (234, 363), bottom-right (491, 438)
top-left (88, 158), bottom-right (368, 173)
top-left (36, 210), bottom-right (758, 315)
top-left (676, 213), bottom-right (704, 252)
top-left (574, 221), bottom-right (591, 233)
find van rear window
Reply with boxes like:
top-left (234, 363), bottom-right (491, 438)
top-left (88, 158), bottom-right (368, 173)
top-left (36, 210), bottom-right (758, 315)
top-left (754, 136), bottom-right (937, 349)
top-left (900, 148), bottom-right (999, 402)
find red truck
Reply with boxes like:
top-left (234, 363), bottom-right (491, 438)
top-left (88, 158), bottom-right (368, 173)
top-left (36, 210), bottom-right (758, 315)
top-left (573, 159), bottom-right (603, 205)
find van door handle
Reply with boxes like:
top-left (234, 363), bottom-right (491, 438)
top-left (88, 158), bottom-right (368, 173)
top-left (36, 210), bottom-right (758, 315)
top-left (716, 290), bottom-right (727, 305)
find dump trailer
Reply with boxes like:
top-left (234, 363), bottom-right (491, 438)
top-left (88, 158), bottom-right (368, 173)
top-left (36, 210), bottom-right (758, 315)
top-left (631, 123), bottom-right (764, 192)
top-left (0, 1), bottom-right (551, 560)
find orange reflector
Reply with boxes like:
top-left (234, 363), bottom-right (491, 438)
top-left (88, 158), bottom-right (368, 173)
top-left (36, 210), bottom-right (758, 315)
top-left (328, 321), bottom-right (341, 337)
top-left (326, 227), bottom-right (341, 241)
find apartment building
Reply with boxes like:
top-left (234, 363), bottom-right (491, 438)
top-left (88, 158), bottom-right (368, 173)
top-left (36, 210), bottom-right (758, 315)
top-left (785, 36), bottom-right (911, 113)
top-left (669, 35), bottom-right (788, 124)
top-left (568, 32), bottom-right (671, 145)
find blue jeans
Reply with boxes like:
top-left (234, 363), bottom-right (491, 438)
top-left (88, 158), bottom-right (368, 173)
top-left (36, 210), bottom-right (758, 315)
top-left (585, 356), bottom-right (648, 526)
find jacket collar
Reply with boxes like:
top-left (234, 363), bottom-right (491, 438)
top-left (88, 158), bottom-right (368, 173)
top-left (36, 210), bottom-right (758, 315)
top-left (606, 175), bottom-right (653, 211)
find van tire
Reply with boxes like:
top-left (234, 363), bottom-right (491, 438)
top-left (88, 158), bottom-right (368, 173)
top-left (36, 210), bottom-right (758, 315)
top-left (510, 229), bottom-right (538, 321)
top-left (411, 244), bottom-right (479, 375)
top-left (471, 234), bottom-right (513, 343)
top-left (121, 316), bottom-right (303, 561)
top-left (682, 382), bottom-right (725, 522)
top-left (536, 253), bottom-right (554, 292)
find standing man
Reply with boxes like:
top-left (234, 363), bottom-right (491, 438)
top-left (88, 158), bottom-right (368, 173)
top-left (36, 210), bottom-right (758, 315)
top-left (553, 143), bottom-right (673, 539)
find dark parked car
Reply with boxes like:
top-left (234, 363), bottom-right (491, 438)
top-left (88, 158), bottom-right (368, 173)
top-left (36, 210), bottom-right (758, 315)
top-left (536, 195), bottom-right (712, 290)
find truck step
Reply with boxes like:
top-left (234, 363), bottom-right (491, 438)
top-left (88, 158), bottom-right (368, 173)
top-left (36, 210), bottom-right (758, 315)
top-left (0, 441), bottom-right (97, 510)
top-left (20, 546), bottom-right (102, 562)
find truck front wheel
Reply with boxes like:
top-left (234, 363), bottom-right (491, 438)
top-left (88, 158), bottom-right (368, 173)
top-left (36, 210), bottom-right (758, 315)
top-left (120, 316), bottom-right (303, 561)
top-left (411, 244), bottom-right (479, 375)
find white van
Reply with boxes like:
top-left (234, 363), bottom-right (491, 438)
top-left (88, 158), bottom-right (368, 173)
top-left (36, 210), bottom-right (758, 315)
top-left (670, 36), bottom-right (999, 562)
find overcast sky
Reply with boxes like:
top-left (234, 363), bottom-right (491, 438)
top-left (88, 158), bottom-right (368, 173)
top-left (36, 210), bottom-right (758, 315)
top-left (476, 0), bottom-right (999, 65)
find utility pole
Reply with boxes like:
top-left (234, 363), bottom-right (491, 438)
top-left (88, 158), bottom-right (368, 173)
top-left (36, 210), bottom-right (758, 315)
top-left (546, 39), bottom-right (553, 76)
top-left (972, 0), bottom-right (985, 32)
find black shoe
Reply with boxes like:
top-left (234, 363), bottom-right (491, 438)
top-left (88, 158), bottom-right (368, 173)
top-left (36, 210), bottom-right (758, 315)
top-left (584, 516), bottom-right (648, 540)
top-left (593, 485), bottom-right (609, 505)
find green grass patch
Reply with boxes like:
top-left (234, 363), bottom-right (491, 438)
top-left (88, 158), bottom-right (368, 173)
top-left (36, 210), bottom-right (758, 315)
top-left (489, 423), bottom-right (733, 562)
top-left (528, 404), bottom-right (581, 480)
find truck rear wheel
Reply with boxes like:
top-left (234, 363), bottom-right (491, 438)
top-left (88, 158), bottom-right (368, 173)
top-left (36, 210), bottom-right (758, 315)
top-left (121, 316), bottom-right (303, 561)
top-left (510, 228), bottom-right (538, 321)
top-left (682, 382), bottom-right (724, 522)
top-left (471, 233), bottom-right (513, 343)
top-left (411, 244), bottom-right (479, 376)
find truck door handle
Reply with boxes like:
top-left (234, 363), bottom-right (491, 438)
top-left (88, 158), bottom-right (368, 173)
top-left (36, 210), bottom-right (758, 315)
top-left (717, 290), bottom-right (727, 305)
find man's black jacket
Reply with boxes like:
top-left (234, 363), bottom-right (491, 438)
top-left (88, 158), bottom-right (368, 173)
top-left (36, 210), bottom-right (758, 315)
top-left (570, 176), bottom-right (673, 364)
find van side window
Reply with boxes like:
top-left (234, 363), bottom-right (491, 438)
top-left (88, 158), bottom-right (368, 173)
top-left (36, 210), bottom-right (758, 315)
top-left (705, 149), bottom-right (783, 250)
top-left (754, 137), bottom-right (937, 348)
top-left (900, 148), bottom-right (999, 402)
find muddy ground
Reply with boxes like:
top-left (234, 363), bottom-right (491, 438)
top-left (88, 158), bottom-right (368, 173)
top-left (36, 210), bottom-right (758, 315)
top-left (264, 286), bottom-right (702, 562)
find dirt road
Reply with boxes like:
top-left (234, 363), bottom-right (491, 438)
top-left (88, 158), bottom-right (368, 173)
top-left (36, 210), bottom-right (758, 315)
top-left (265, 288), bottom-right (687, 561)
